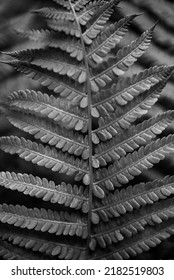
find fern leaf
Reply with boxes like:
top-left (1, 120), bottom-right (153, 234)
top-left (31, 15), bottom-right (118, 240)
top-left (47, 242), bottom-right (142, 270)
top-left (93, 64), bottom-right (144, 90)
top-left (77, 0), bottom-right (109, 26)
top-left (0, 172), bottom-right (89, 213)
top-left (4, 48), bottom-right (87, 83)
top-left (34, 7), bottom-right (75, 22)
top-left (87, 14), bottom-right (137, 65)
top-left (95, 219), bottom-right (174, 259)
top-left (95, 135), bottom-right (174, 191)
top-left (93, 175), bottom-right (174, 222)
top-left (0, 240), bottom-right (43, 260)
top-left (93, 78), bottom-right (170, 143)
top-left (7, 112), bottom-right (89, 159)
top-left (83, 0), bottom-right (120, 45)
top-left (34, 1), bottom-right (105, 26)
top-left (73, 0), bottom-right (91, 10)
top-left (0, 136), bottom-right (89, 182)
top-left (16, 29), bottom-right (84, 61)
top-left (8, 90), bottom-right (88, 132)
top-left (0, 230), bottom-right (86, 260)
top-left (0, 204), bottom-right (88, 239)
top-left (90, 25), bottom-right (155, 92)
top-left (4, 61), bottom-right (88, 107)
top-left (93, 65), bottom-right (173, 114)
top-left (52, 0), bottom-right (71, 10)
top-left (48, 19), bottom-right (81, 37)
top-left (91, 198), bottom-right (174, 249)
top-left (94, 110), bottom-right (174, 166)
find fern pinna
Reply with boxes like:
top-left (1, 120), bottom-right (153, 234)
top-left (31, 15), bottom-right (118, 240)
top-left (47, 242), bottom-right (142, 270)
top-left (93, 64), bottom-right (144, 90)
top-left (0, 0), bottom-right (174, 260)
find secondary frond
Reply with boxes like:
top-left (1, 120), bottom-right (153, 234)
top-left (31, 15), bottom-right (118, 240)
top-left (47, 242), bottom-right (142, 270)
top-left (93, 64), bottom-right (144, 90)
top-left (0, 240), bottom-right (43, 260)
top-left (82, 0), bottom-right (120, 45)
top-left (3, 48), bottom-right (86, 83)
top-left (16, 29), bottom-right (84, 61)
top-left (0, 172), bottom-right (89, 213)
top-left (0, 229), bottom-right (86, 260)
top-left (6, 112), bottom-right (89, 159)
top-left (7, 90), bottom-right (88, 132)
top-left (87, 14), bottom-right (137, 65)
top-left (95, 219), bottom-right (174, 259)
top-left (0, 136), bottom-right (89, 181)
top-left (92, 65), bottom-right (173, 114)
top-left (94, 110), bottom-right (174, 166)
top-left (90, 25), bottom-right (155, 92)
top-left (95, 135), bottom-right (174, 191)
top-left (92, 79), bottom-right (170, 143)
top-left (3, 61), bottom-right (87, 107)
top-left (93, 176), bottom-right (174, 222)
top-left (0, 204), bottom-right (88, 239)
top-left (91, 197), bottom-right (174, 249)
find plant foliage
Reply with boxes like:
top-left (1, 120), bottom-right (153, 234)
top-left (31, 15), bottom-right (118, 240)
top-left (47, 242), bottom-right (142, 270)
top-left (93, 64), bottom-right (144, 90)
top-left (0, 0), bottom-right (174, 260)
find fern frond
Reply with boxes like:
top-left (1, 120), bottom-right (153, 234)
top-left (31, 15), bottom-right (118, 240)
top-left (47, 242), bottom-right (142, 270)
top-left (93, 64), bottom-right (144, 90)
top-left (7, 112), bottom-right (89, 159)
top-left (0, 240), bottom-right (44, 260)
top-left (0, 172), bottom-right (89, 213)
top-left (4, 48), bottom-right (87, 83)
top-left (34, 1), bottom-right (105, 25)
top-left (93, 78), bottom-right (170, 143)
top-left (8, 90), bottom-right (88, 132)
top-left (4, 62), bottom-right (87, 107)
top-left (76, 0), bottom-right (109, 26)
top-left (0, 230), bottom-right (86, 260)
top-left (87, 14), bottom-right (137, 65)
top-left (91, 198), bottom-right (174, 249)
top-left (94, 110), bottom-right (174, 166)
top-left (0, 136), bottom-right (89, 182)
top-left (34, 7), bottom-right (75, 22)
top-left (48, 19), bottom-right (81, 37)
top-left (95, 135), bottom-right (174, 191)
top-left (93, 65), bottom-right (173, 114)
top-left (90, 25), bottom-right (155, 92)
top-left (93, 176), bottom-right (174, 222)
top-left (82, 0), bottom-right (120, 45)
top-left (16, 29), bottom-right (84, 61)
top-left (95, 219), bottom-right (174, 259)
top-left (52, 0), bottom-right (71, 10)
top-left (0, 204), bottom-right (88, 238)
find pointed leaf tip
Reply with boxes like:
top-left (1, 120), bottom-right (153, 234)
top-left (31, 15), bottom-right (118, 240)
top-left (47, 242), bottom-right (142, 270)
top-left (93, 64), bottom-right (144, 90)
top-left (150, 21), bottom-right (159, 31)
